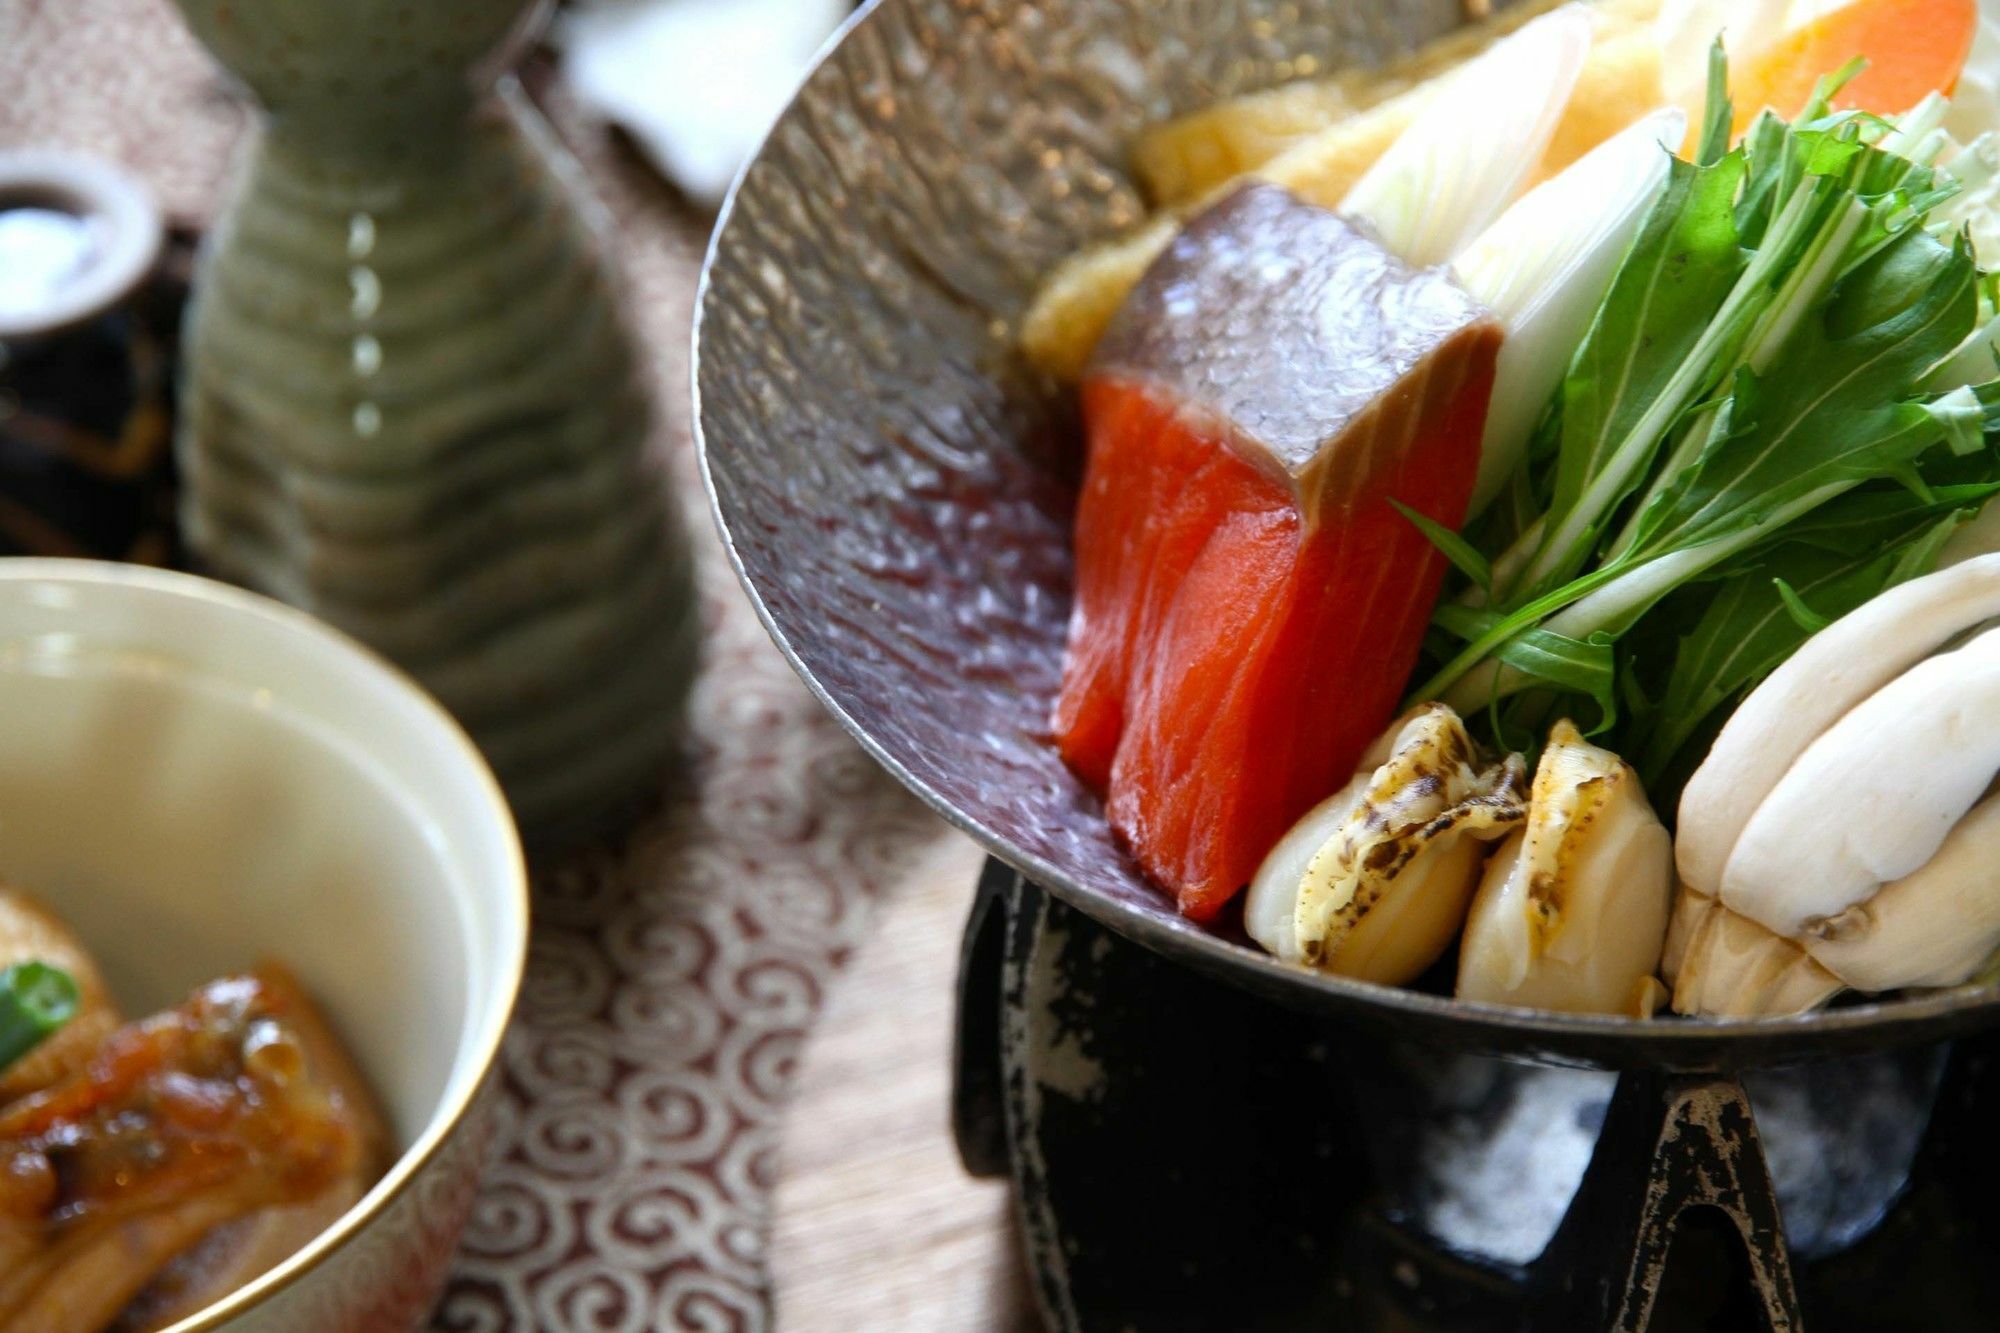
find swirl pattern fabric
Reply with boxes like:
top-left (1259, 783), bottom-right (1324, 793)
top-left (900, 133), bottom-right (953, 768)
top-left (4, 2), bottom-right (953, 1326)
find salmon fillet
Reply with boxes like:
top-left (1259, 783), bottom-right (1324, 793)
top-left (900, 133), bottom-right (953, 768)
top-left (1056, 183), bottom-right (1501, 920)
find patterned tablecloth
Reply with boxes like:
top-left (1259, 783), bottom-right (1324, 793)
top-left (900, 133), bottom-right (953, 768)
top-left (2, 3), bottom-right (962, 1327)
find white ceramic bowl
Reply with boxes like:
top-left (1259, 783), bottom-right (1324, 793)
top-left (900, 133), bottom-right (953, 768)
top-left (0, 559), bottom-right (527, 1331)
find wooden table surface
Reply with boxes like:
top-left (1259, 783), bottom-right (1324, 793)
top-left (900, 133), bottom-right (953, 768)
top-left (770, 833), bottom-right (1042, 1331)
top-left (8, 6), bottom-right (1011, 1326)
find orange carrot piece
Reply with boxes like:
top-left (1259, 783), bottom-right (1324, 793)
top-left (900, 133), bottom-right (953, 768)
top-left (1731, 0), bottom-right (1977, 135)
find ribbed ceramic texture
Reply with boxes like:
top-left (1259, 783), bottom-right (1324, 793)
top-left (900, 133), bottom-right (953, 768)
top-left (174, 0), bottom-right (695, 842)
top-left (698, 0), bottom-right (2000, 1066)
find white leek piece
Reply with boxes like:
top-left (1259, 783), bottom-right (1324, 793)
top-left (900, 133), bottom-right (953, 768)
top-left (1453, 108), bottom-right (1685, 514)
top-left (1943, 7), bottom-right (2000, 147)
top-left (1456, 721), bottom-right (1673, 1015)
top-left (1655, 0), bottom-right (1791, 107)
top-left (1340, 5), bottom-right (1594, 267)
top-left (1245, 705), bottom-right (1526, 984)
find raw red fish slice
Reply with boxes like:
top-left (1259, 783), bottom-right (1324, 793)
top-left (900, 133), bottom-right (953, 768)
top-left (1052, 383), bottom-right (1167, 789)
top-left (1055, 183), bottom-right (1500, 920)
top-left (1056, 383), bottom-right (1245, 790)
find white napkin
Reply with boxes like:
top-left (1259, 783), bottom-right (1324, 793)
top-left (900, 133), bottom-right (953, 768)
top-left (558, 0), bottom-right (849, 209)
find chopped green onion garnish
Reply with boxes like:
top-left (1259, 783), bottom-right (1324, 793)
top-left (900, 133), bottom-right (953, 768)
top-left (0, 961), bottom-right (79, 1073)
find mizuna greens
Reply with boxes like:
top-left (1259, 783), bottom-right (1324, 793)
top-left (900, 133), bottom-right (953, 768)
top-left (1408, 49), bottom-right (2000, 783)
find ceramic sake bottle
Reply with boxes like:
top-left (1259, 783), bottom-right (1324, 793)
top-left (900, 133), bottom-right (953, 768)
top-left (170, 0), bottom-right (697, 843)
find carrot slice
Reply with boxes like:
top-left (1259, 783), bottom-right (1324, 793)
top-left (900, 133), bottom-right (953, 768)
top-left (1731, 0), bottom-right (1978, 136)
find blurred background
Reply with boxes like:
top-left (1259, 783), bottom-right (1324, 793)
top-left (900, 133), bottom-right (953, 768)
top-left (0, 0), bottom-right (1027, 1327)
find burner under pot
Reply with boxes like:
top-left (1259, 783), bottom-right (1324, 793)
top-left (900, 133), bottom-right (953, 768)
top-left (954, 863), bottom-right (2000, 1332)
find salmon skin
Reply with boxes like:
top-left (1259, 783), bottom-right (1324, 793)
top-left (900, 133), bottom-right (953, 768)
top-left (1055, 183), bottom-right (1501, 921)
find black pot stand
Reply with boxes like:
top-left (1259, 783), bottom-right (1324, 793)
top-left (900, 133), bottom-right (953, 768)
top-left (954, 860), bottom-right (2000, 1332)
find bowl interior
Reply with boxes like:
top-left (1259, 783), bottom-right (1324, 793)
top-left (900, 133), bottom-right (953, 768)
top-left (0, 560), bottom-right (523, 1245)
top-left (697, 0), bottom-right (2000, 1065)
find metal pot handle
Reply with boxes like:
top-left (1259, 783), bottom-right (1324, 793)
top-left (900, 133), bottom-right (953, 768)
top-left (1531, 1070), bottom-right (1802, 1331)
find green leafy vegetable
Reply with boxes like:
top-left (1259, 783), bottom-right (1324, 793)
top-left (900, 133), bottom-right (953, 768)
top-left (1773, 578), bottom-right (1833, 634)
top-left (1622, 227), bottom-right (1976, 559)
top-left (1392, 501), bottom-right (1490, 596)
top-left (1628, 484), bottom-right (1997, 779)
top-left (1507, 148), bottom-right (1749, 601)
top-left (1402, 50), bottom-right (2000, 782)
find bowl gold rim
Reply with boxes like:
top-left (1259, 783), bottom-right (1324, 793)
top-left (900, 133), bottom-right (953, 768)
top-left (0, 558), bottom-right (530, 1332)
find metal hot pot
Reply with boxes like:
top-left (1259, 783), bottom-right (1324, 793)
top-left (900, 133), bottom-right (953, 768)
top-left (692, 2), bottom-right (2000, 1326)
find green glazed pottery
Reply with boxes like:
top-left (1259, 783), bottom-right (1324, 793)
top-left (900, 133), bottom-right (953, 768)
top-left (171, 0), bottom-right (697, 843)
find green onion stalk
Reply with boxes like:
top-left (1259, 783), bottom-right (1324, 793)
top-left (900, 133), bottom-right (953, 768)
top-left (0, 961), bottom-right (79, 1073)
top-left (1405, 45), bottom-right (2000, 786)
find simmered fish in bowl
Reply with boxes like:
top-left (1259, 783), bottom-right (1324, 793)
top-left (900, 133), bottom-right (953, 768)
top-left (0, 561), bottom-right (525, 1330)
top-left (0, 885), bottom-right (384, 1330)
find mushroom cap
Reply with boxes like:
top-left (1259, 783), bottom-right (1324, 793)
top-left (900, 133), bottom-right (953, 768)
top-left (1678, 553), bottom-right (2000, 896)
top-left (1668, 887), bottom-right (1845, 1018)
top-left (1802, 786), bottom-right (2000, 993)
top-left (1721, 621), bottom-right (2000, 937)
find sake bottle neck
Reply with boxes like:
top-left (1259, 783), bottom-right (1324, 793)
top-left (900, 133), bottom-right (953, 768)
top-left (261, 87), bottom-right (485, 174)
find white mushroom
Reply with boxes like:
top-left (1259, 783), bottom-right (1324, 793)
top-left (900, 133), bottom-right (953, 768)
top-left (1664, 889), bottom-right (1844, 1019)
top-left (1719, 622), bottom-right (2000, 936)
top-left (1671, 795), bottom-right (2000, 1016)
top-left (1672, 557), bottom-right (2000, 1016)
top-left (1805, 787), bottom-right (2000, 991)
top-left (1456, 720), bottom-right (1673, 1015)
top-left (1245, 704), bottom-right (1526, 984)
top-left (1676, 552), bottom-right (2000, 898)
